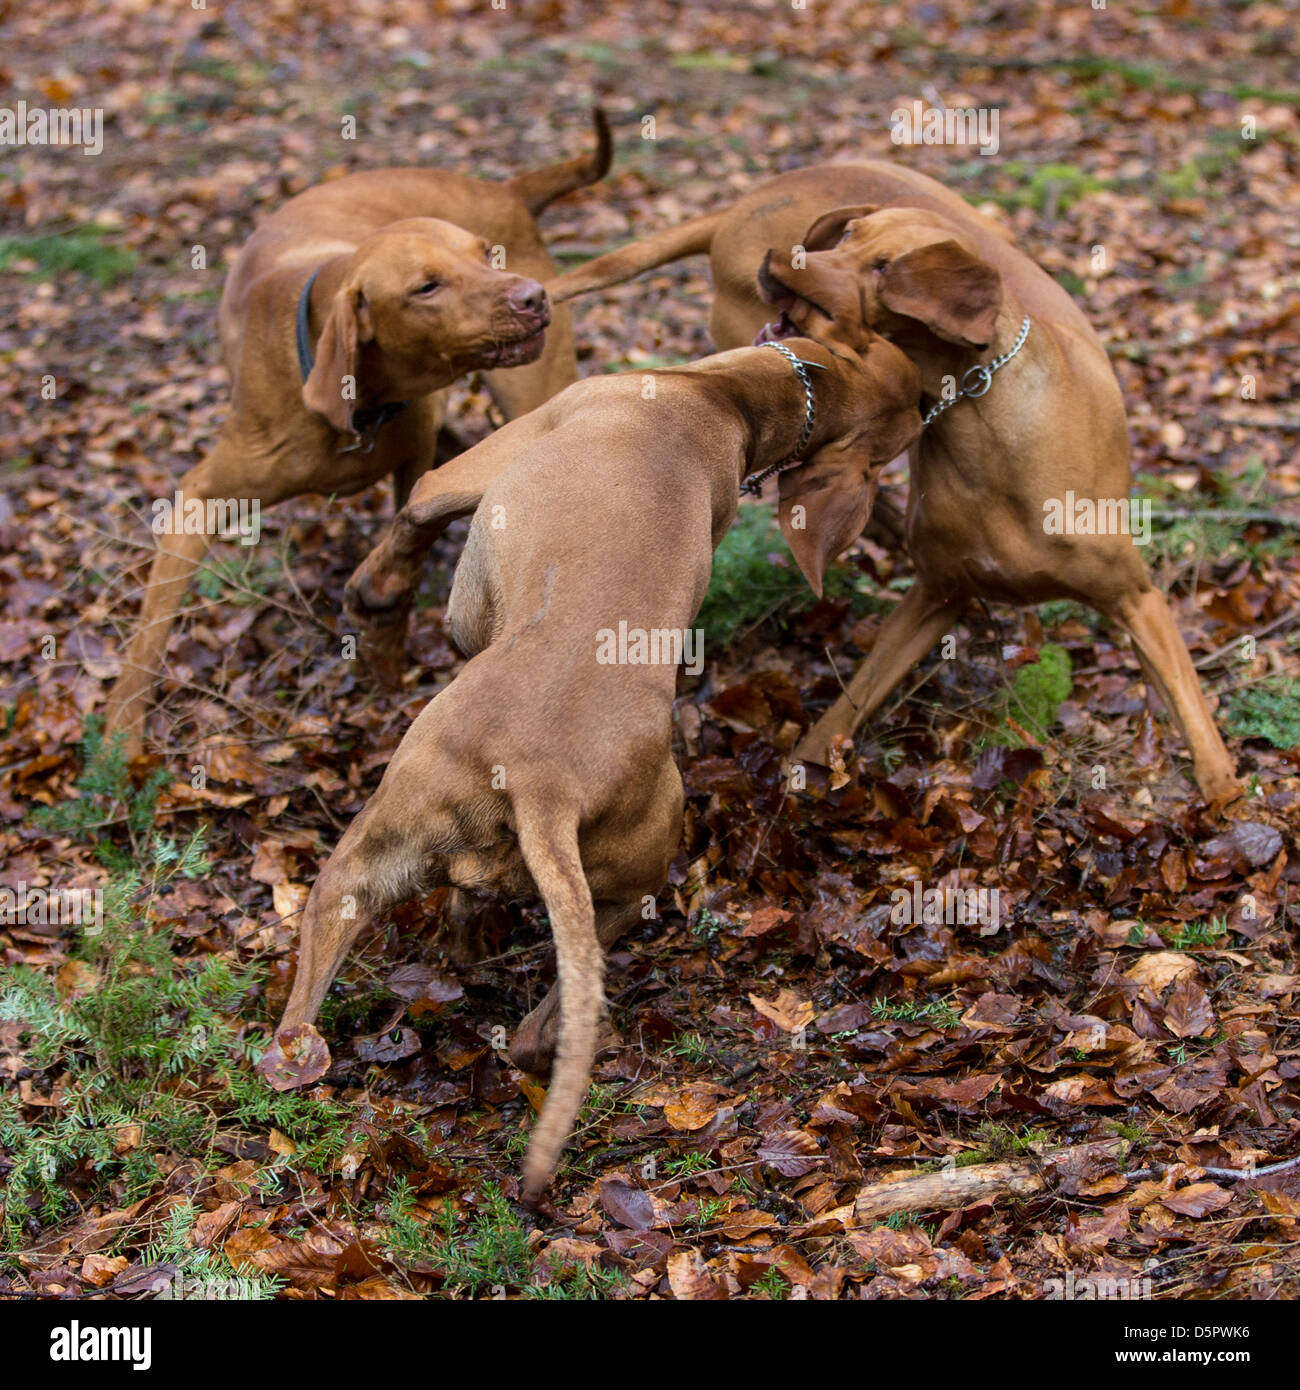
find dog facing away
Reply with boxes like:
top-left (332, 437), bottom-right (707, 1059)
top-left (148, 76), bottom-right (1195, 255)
top-left (260, 328), bottom-right (923, 1200)
top-left (546, 163), bottom-right (1239, 803)
top-left (103, 112), bottom-right (610, 759)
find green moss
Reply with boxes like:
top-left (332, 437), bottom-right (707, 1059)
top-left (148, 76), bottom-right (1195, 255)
top-left (1222, 676), bottom-right (1300, 749)
top-left (995, 643), bottom-right (1073, 744)
top-left (0, 228), bottom-right (135, 286)
top-left (995, 161), bottom-right (1107, 214)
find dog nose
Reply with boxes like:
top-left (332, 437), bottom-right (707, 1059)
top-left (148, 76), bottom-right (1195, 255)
top-left (508, 280), bottom-right (548, 318)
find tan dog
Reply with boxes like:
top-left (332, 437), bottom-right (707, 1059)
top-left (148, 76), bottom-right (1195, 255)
top-left (546, 164), bottom-right (1239, 803)
top-left (104, 113), bottom-right (610, 758)
top-left (261, 325), bottom-right (922, 1199)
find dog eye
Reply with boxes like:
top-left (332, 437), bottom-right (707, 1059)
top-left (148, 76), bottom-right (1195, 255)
top-left (413, 279), bottom-right (442, 296)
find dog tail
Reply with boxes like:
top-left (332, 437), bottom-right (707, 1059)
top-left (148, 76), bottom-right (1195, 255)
top-left (513, 801), bottom-right (601, 1203)
top-left (507, 108), bottom-right (612, 217)
top-left (544, 207), bottom-right (725, 302)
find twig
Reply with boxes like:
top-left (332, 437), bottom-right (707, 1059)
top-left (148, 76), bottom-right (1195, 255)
top-left (1123, 1154), bottom-right (1300, 1183)
top-left (823, 643), bottom-right (860, 711)
top-left (1149, 508), bottom-right (1300, 525)
top-left (1194, 608), bottom-right (1300, 670)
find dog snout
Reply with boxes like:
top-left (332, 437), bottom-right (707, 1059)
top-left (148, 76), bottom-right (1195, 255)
top-left (507, 278), bottom-right (550, 324)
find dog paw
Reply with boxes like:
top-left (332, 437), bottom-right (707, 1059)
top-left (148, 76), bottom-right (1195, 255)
top-left (508, 1014), bottom-right (621, 1078)
top-left (508, 1013), bottom-right (557, 1077)
top-left (344, 553), bottom-right (417, 627)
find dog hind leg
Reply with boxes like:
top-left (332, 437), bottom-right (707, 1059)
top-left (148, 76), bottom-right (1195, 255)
top-left (1102, 582), bottom-right (1239, 803)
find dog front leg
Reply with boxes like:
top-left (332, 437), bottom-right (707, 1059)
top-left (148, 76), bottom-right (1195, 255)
top-left (796, 577), bottom-right (966, 768)
top-left (345, 437), bottom-right (519, 684)
top-left (276, 801), bottom-right (430, 1035)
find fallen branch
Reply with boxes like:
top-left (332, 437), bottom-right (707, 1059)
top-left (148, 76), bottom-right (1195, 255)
top-left (1123, 1154), bottom-right (1300, 1183)
top-left (852, 1144), bottom-right (1300, 1225)
top-left (854, 1159), bottom-right (1044, 1223)
top-left (1195, 608), bottom-right (1300, 669)
top-left (1149, 508), bottom-right (1300, 525)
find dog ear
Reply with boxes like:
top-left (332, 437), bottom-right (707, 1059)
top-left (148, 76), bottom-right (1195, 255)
top-left (777, 341), bottom-right (923, 596)
top-left (302, 287), bottom-right (370, 434)
top-left (777, 445), bottom-right (881, 599)
top-left (801, 204), bottom-right (879, 253)
top-left (878, 240), bottom-right (1002, 348)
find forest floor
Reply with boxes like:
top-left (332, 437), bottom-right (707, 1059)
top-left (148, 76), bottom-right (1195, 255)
top-left (1, 0), bottom-right (1298, 1300)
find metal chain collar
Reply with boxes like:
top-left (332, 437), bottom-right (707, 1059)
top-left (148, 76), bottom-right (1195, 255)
top-left (742, 341), bottom-right (828, 496)
top-left (921, 315), bottom-right (1031, 428)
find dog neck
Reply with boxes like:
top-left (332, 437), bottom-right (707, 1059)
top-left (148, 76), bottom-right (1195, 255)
top-left (889, 299), bottom-right (1029, 418)
top-left (736, 341), bottom-right (842, 491)
top-left (298, 259), bottom-right (425, 426)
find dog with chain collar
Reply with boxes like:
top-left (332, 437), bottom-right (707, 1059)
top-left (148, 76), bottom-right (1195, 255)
top-left (264, 325), bottom-right (922, 1199)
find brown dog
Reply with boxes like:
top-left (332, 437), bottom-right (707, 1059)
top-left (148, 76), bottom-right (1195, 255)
top-left (546, 164), bottom-right (1239, 803)
top-left (103, 113), bottom-right (610, 758)
top-left (261, 324), bottom-right (922, 1199)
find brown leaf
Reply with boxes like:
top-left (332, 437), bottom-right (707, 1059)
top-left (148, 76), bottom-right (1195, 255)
top-left (1126, 951), bottom-right (1196, 992)
top-left (272, 880), bottom-right (308, 921)
top-left (224, 1228), bottom-right (345, 1289)
top-left (1199, 822), bottom-right (1282, 872)
top-left (194, 1201), bottom-right (242, 1251)
top-left (202, 739), bottom-right (270, 787)
top-left (258, 1023), bottom-right (331, 1092)
top-left (339, 1275), bottom-right (420, 1300)
top-left (666, 1250), bottom-right (728, 1300)
top-left (250, 839), bottom-right (291, 886)
top-left (1160, 1183), bottom-right (1233, 1218)
top-left (960, 992), bottom-right (1020, 1031)
top-left (748, 988), bottom-right (813, 1034)
top-left (353, 1027), bottom-right (422, 1063)
top-left (1163, 976), bottom-right (1215, 1039)
top-left (268, 1128), bottom-right (297, 1156)
top-left (55, 960), bottom-right (97, 1000)
top-left (80, 1254), bottom-right (128, 1287)
top-left (599, 1179), bottom-right (655, 1230)
top-left (664, 1086), bottom-right (719, 1132)
top-left (386, 963), bottom-right (463, 1005)
top-left (737, 905), bottom-right (793, 938)
top-left (758, 1130), bottom-right (822, 1177)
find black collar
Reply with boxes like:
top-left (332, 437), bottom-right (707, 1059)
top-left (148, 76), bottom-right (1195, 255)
top-left (296, 269), bottom-right (409, 452)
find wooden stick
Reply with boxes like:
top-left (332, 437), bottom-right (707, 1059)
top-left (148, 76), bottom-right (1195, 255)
top-left (854, 1159), bottom-right (1045, 1223)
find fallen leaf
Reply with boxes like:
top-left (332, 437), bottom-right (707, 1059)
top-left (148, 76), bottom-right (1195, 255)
top-left (258, 1024), bottom-right (331, 1092)
top-left (1160, 1183), bottom-right (1233, 1217)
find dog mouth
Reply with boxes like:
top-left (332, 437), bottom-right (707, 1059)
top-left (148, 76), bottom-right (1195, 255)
top-left (476, 324), bottom-right (548, 369)
top-left (754, 312), bottom-right (801, 345)
top-left (755, 255), bottom-right (832, 345)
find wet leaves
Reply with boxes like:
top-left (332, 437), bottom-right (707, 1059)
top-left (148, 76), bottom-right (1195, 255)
top-left (257, 1024), bottom-right (331, 1092)
top-left (2, 0), bottom-right (1298, 1304)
